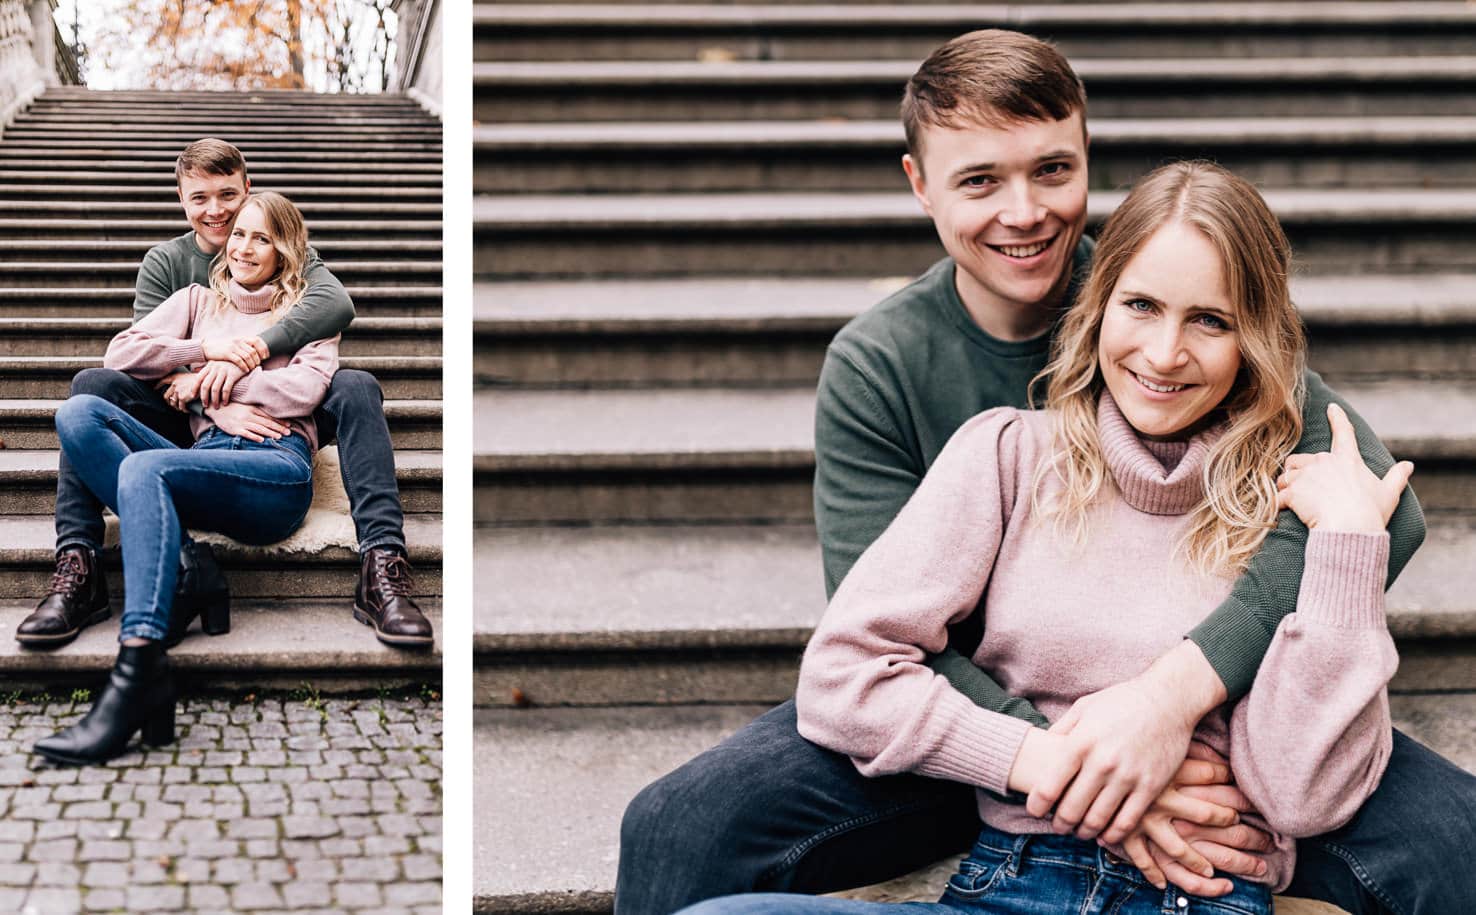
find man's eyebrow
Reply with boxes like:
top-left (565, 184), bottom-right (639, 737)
top-left (949, 149), bottom-right (1081, 182)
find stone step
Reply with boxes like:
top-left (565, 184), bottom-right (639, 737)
top-left (474, 2), bottom-right (1476, 62)
top-left (0, 355), bottom-right (443, 400)
top-left (2, 262), bottom-right (442, 292)
top-left (0, 147), bottom-right (443, 165)
top-left (0, 448), bottom-right (443, 516)
top-left (0, 238), bottom-right (442, 260)
top-left (36, 88), bottom-right (424, 105)
top-left (0, 315), bottom-right (442, 356)
top-left (0, 184), bottom-right (442, 203)
top-left (0, 126), bottom-right (442, 142)
top-left (0, 219), bottom-right (441, 243)
top-left (0, 138), bottom-right (440, 156)
top-left (474, 519), bottom-right (1476, 706)
top-left (0, 165), bottom-right (441, 182)
top-left (0, 200), bottom-right (442, 220)
top-left (475, 274), bottom-right (1476, 386)
top-left (0, 598), bottom-right (441, 693)
top-left (11, 111), bottom-right (439, 128)
top-left (472, 696), bottom-right (1476, 911)
top-left (476, 116), bottom-right (1476, 193)
top-left (0, 514), bottom-right (442, 601)
top-left (473, 380), bottom-right (1476, 523)
top-left (472, 57), bottom-right (1476, 122)
top-left (0, 287), bottom-right (444, 317)
top-left (0, 399), bottom-right (443, 450)
top-left (474, 189), bottom-right (1476, 277)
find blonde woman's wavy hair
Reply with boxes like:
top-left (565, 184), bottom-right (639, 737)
top-left (208, 191), bottom-right (309, 322)
top-left (1032, 161), bottom-right (1307, 575)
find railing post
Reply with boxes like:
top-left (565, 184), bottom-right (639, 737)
top-left (0, 0), bottom-right (55, 137)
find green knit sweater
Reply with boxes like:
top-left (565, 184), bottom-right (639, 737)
top-left (813, 249), bottom-right (1426, 720)
top-left (133, 231), bottom-right (355, 355)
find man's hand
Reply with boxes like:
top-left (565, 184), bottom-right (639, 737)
top-left (200, 335), bottom-right (269, 373)
top-left (156, 372), bottom-right (202, 413)
top-left (197, 361), bottom-right (248, 409)
top-left (1028, 641), bottom-right (1228, 844)
top-left (1277, 403), bottom-right (1413, 534)
top-left (1114, 756), bottom-right (1270, 895)
top-left (205, 403), bottom-right (290, 443)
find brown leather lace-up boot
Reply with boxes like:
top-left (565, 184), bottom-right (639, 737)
top-left (353, 547), bottom-right (433, 648)
top-left (16, 546), bottom-right (112, 647)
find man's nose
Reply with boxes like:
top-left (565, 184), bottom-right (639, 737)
top-left (997, 181), bottom-right (1045, 229)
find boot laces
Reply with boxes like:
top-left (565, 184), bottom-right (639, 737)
top-left (48, 553), bottom-right (87, 597)
top-left (376, 552), bottom-right (414, 598)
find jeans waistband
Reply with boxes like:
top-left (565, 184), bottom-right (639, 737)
top-left (973, 824), bottom-right (1150, 885)
top-left (196, 427), bottom-right (313, 468)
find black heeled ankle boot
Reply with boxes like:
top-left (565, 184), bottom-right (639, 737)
top-left (33, 641), bottom-right (176, 766)
top-left (165, 541), bottom-right (230, 648)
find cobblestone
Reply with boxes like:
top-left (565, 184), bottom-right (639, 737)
top-left (0, 697), bottom-right (440, 913)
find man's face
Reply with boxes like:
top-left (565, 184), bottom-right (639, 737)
top-left (903, 112), bottom-right (1088, 327)
top-left (177, 169), bottom-right (249, 254)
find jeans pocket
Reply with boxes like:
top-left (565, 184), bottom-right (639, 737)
top-left (943, 845), bottom-right (1011, 900)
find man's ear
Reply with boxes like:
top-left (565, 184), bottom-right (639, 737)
top-left (901, 154), bottom-right (932, 217)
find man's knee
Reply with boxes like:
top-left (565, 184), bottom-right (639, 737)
top-left (69, 367), bottom-right (135, 400)
top-left (326, 369), bottom-right (385, 412)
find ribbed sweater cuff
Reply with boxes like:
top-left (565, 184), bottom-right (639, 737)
top-left (166, 340), bottom-right (205, 368)
top-left (1297, 529), bottom-right (1390, 629)
top-left (919, 689), bottom-right (1034, 796)
top-left (231, 375), bottom-right (254, 402)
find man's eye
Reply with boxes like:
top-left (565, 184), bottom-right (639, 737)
top-left (1039, 162), bottom-right (1071, 178)
top-left (961, 175), bottom-right (994, 189)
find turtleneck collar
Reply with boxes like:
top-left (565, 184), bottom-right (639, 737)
top-left (1096, 391), bottom-right (1225, 516)
top-left (228, 279), bottom-right (276, 315)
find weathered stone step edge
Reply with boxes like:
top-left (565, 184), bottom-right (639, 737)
top-left (475, 115), bottom-right (1476, 150)
top-left (471, 56), bottom-right (1476, 85)
top-left (0, 315), bottom-right (443, 333)
top-left (0, 186), bottom-right (441, 201)
top-left (0, 201), bottom-right (441, 216)
top-left (0, 355), bottom-right (443, 374)
top-left (0, 167), bottom-right (441, 181)
top-left (0, 449), bottom-right (442, 484)
top-left (473, 519), bottom-right (1476, 651)
top-left (472, 381), bottom-right (1476, 467)
top-left (472, 2), bottom-right (1476, 29)
top-left (35, 89), bottom-right (423, 105)
top-left (470, 698), bottom-right (1476, 910)
top-left (474, 275), bottom-right (1476, 331)
top-left (0, 148), bottom-right (443, 161)
top-left (474, 189), bottom-right (1476, 229)
top-left (0, 598), bottom-right (442, 677)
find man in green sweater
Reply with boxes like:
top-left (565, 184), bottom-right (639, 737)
top-left (619, 30), bottom-right (1474, 915)
top-left (19, 138), bottom-right (433, 650)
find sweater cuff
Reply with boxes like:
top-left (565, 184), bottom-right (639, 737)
top-left (918, 689), bottom-right (1034, 796)
top-left (166, 340), bottom-right (205, 368)
top-left (231, 372), bottom-right (256, 403)
top-left (1296, 529), bottom-right (1389, 629)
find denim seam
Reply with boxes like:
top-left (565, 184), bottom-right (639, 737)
top-left (1316, 839), bottom-right (1406, 915)
top-left (759, 799), bottom-right (942, 887)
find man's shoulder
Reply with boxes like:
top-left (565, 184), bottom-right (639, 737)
top-left (829, 258), bottom-right (956, 367)
top-left (143, 231), bottom-right (200, 264)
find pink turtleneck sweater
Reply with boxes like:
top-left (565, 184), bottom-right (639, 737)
top-left (104, 281), bottom-right (340, 455)
top-left (796, 394), bottom-right (1397, 892)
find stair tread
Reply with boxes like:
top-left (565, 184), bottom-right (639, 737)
top-left (474, 380), bottom-right (1476, 462)
top-left (0, 597), bottom-right (441, 671)
top-left (474, 188), bottom-right (1476, 227)
top-left (0, 448), bottom-right (443, 476)
top-left (474, 274), bottom-right (1476, 327)
top-left (474, 518), bottom-right (1476, 648)
top-left (472, 695), bottom-right (1476, 904)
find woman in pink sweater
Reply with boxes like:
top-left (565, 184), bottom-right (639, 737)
top-left (34, 192), bottom-right (338, 766)
top-left (679, 163), bottom-right (1413, 914)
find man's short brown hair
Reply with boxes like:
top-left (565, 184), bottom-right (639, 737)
top-left (902, 29), bottom-right (1086, 163)
top-left (175, 138), bottom-right (248, 184)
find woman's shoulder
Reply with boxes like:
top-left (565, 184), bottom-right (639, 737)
top-left (943, 406), bottom-right (1053, 465)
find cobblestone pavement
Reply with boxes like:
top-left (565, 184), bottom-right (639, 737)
top-left (0, 692), bottom-right (442, 914)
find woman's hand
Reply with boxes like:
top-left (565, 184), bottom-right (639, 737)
top-left (200, 336), bottom-right (269, 373)
top-left (204, 402), bottom-right (291, 443)
top-left (1276, 403), bottom-right (1413, 533)
top-left (1114, 757), bottom-right (1268, 895)
top-left (197, 361), bottom-right (248, 409)
top-left (156, 372), bottom-right (202, 412)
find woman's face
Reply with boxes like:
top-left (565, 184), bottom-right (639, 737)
top-left (225, 202), bottom-right (279, 289)
top-left (1097, 222), bottom-right (1242, 440)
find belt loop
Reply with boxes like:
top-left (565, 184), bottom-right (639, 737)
top-left (1007, 834), bottom-right (1030, 877)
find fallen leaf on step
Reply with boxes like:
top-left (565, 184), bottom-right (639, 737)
top-left (697, 47), bottom-right (739, 63)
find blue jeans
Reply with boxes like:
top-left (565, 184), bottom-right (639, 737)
top-left (54, 367), bottom-right (404, 557)
top-left (678, 826), bottom-right (1270, 915)
top-left (56, 394), bottom-right (314, 642)
top-left (617, 701), bottom-right (1476, 915)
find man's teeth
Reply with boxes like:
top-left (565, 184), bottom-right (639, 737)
top-left (997, 240), bottom-right (1051, 258)
top-left (1134, 372), bottom-right (1186, 393)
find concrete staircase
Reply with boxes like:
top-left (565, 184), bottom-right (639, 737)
top-left (475, 3), bottom-right (1476, 911)
top-left (0, 88), bottom-right (443, 689)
